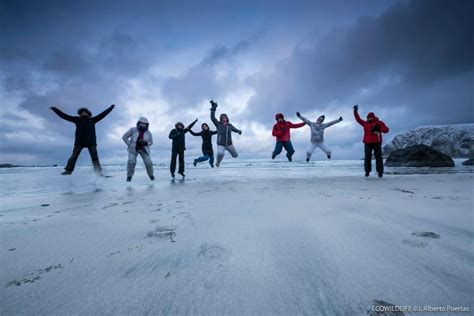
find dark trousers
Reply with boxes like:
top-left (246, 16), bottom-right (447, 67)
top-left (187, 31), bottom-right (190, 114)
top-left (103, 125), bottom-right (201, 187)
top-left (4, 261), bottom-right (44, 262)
top-left (170, 150), bottom-right (185, 174)
top-left (273, 141), bottom-right (295, 158)
top-left (364, 143), bottom-right (383, 174)
top-left (65, 146), bottom-right (102, 172)
top-left (196, 152), bottom-right (215, 166)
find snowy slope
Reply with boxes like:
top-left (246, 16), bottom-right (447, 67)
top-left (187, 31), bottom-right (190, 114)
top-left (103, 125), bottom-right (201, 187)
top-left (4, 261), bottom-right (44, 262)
top-left (383, 124), bottom-right (474, 158)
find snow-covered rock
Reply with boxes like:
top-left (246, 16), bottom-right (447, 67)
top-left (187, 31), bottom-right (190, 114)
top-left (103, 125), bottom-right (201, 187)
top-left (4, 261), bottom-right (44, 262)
top-left (383, 124), bottom-right (474, 158)
top-left (385, 145), bottom-right (455, 167)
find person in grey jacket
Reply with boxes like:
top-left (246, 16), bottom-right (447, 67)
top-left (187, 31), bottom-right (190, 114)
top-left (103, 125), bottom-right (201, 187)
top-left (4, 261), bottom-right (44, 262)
top-left (210, 100), bottom-right (242, 167)
top-left (296, 112), bottom-right (343, 161)
top-left (122, 117), bottom-right (154, 182)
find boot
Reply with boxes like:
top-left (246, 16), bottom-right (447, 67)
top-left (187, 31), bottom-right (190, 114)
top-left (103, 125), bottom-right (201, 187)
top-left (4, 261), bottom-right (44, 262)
top-left (149, 175), bottom-right (155, 181)
top-left (126, 176), bottom-right (132, 182)
top-left (61, 171), bottom-right (72, 175)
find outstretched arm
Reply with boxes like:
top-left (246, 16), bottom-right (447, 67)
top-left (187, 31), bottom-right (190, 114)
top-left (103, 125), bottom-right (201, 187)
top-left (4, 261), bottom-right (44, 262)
top-left (322, 118), bottom-right (342, 128)
top-left (50, 107), bottom-right (76, 123)
top-left (92, 104), bottom-right (115, 123)
top-left (122, 128), bottom-right (133, 146)
top-left (188, 129), bottom-right (201, 136)
top-left (288, 121), bottom-right (306, 129)
top-left (230, 124), bottom-right (242, 135)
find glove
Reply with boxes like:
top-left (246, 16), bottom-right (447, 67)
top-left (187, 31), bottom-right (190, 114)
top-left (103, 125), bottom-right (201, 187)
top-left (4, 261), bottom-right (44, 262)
top-left (210, 100), bottom-right (218, 110)
top-left (238, 130), bottom-right (242, 135)
top-left (296, 112), bottom-right (301, 117)
top-left (353, 105), bottom-right (358, 111)
top-left (110, 104), bottom-right (115, 110)
top-left (142, 141), bottom-right (148, 146)
top-left (372, 124), bottom-right (381, 133)
top-left (339, 116), bottom-right (343, 121)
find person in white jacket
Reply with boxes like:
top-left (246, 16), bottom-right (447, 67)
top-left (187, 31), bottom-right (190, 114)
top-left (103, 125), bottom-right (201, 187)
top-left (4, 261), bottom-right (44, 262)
top-left (296, 112), bottom-right (343, 161)
top-left (122, 117), bottom-right (155, 182)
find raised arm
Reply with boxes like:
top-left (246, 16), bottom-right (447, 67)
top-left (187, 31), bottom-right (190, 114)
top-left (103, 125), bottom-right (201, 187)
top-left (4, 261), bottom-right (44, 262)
top-left (296, 112), bottom-right (312, 125)
top-left (122, 128), bottom-right (133, 146)
top-left (353, 105), bottom-right (365, 126)
top-left (184, 119), bottom-right (198, 133)
top-left (92, 104), bottom-right (115, 123)
top-left (50, 107), bottom-right (76, 123)
top-left (210, 108), bottom-right (219, 127)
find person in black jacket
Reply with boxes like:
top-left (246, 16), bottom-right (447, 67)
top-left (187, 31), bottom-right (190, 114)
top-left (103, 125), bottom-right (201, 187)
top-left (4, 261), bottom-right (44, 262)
top-left (50, 105), bottom-right (115, 175)
top-left (168, 119), bottom-right (197, 178)
top-left (189, 123), bottom-right (218, 168)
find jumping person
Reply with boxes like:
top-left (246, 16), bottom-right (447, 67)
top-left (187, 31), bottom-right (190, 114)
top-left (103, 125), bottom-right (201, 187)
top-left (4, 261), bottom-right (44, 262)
top-left (271, 113), bottom-right (305, 161)
top-left (189, 123), bottom-right (218, 168)
top-left (296, 112), bottom-right (342, 161)
top-left (210, 100), bottom-right (242, 167)
top-left (50, 104), bottom-right (115, 175)
top-left (353, 105), bottom-right (389, 178)
top-left (169, 119), bottom-right (198, 178)
top-left (122, 117), bottom-right (154, 182)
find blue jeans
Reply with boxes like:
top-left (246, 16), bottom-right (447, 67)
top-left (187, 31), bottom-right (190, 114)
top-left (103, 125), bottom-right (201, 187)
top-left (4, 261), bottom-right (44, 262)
top-left (196, 154), bottom-right (214, 166)
top-left (273, 141), bottom-right (295, 158)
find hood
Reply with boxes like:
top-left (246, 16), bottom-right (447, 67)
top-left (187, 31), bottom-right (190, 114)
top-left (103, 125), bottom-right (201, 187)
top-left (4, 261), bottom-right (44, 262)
top-left (275, 113), bottom-right (284, 121)
top-left (220, 113), bottom-right (229, 122)
top-left (317, 115), bottom-right (325, 123)
top-left (201, 123), bottom-right (209, 130)
top-left (175, 122), bottom-right (184, 129)
top-left (367, 112), bottom-right (376, 120)
top-left (77, 107), bottom-right (92, 117)
top-left (137, 117), bottom-right (149, 131)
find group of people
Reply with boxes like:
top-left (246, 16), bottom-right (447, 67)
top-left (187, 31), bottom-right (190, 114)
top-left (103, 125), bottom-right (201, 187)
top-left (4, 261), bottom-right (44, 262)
top-left (50, 101), bottom-right (389, 180)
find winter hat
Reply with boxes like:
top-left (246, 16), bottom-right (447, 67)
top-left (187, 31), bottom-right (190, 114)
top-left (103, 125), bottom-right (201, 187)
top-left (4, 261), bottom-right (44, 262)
top-left (220, 113), bottom-right (229, 122)
top-left (367, 112), bottom-right (376, 120)
top-left (317, 115), bottom-right (325, 122)
top-left (275, 113), bottom-right (284, 120)
top-left (77, 107), bottom-right (92, 116)
top-left (137, 117), bottom-right (149, 131)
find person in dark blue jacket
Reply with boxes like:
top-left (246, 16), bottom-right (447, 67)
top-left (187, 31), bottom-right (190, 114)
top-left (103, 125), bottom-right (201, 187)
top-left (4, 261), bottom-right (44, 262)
top-left (189, 123), bottom-right (218, 168)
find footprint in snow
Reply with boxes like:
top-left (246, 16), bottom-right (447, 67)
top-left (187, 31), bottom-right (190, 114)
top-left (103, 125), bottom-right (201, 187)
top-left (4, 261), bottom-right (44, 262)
top-left (198, 244), bottom-right (230, 260)
top-left (412, 231), bottom-right (440, 239)
top-left (402, 239), bottom-right (428, 248)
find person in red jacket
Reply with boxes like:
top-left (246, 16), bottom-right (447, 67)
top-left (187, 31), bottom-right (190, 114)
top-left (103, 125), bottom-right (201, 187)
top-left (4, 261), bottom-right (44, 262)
top-left (353, 105), bottom-right (389, 177)
top-left (271, 113), bottom-right (305, 161)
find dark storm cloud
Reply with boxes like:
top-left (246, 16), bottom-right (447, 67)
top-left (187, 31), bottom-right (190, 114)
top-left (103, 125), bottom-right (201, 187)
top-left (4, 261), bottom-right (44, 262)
top-left (246, 0), bottom-right (474, 132)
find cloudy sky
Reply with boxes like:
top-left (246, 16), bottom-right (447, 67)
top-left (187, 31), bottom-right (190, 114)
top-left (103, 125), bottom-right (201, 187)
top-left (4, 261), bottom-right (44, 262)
top-left (1, 0), bottom-right (473, 165)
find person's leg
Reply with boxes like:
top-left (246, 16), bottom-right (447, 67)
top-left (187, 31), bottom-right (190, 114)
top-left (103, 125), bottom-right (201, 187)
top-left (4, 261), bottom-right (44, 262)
top-left (178, 151), bottom-right (185, 174)
top-left (283, 141), bottom-right (295, 161)
top-left (317, 142), bottom-right (332, 159)
top-left (216, 145), bottom-right (225, 167)
top-left (306, 142), bottom-right (317, 161)
top-left (170, 151), bottom-right (178, 175)
top-left (87, 146), bottom-right (102, 173)
top-left (64, 146), bottom-right (83, 173)
top-left (272, 141), bottom-right (283, 159)
top-left (127, 152), bottom-right (138, 179)
top-left (226, 145), bottom-right (238, 158)
top-left (139, 150), bottom-right (154, 179)
top-left (374, 143), bottom-right (384, 176)
top-left (196, 155), bottom-right (210, 162)
top-left (364, 144), bottom-right (373, 176)
top-left (209, 153), bottom-right (215, 167)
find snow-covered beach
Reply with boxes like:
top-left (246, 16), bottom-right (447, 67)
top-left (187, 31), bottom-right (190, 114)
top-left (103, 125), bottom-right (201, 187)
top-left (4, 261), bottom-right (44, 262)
top-left (1, 160), bottom-right (473, 315)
